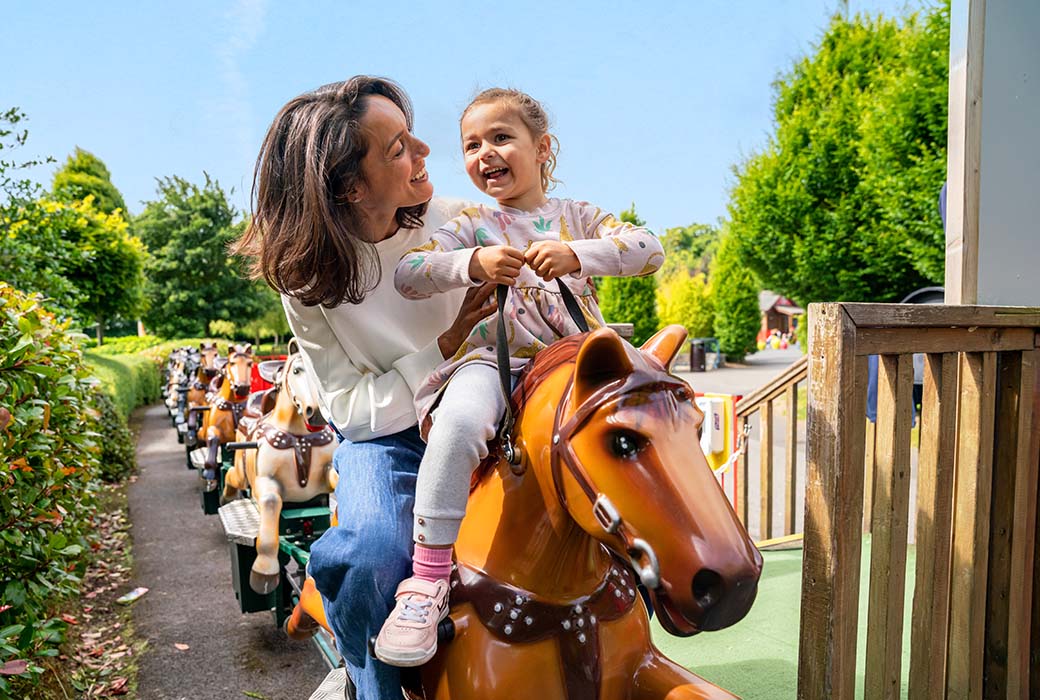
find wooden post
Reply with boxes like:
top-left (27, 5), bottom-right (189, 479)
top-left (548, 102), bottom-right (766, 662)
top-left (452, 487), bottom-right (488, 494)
top-left (798, 304), bottom-right (868, 700)
top-left (1004, 350), bottom-right (1038, 697)
top-left (785, 383), bottom-right (799, 535)
top-left (908, 353), bottom-right (957, 700)
top-left (760, 399), bottom-right (774, 541)
top-left (864, 354), bottom-right (914, 700)
top-left (864, 420), bottom-right (876, 533)
top-left (947, 352), bottom-right (997, 700)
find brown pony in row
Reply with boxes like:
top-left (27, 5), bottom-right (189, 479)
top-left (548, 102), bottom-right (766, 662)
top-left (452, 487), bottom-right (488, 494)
top-left (291, 325), bottom-right (762, 700)
top-left (197, 343), bottom-right (254, 485)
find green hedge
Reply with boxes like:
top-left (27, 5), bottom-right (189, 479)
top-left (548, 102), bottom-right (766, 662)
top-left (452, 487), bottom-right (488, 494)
top-left (0, 284), bottom-right (101, 696)
top-left (83, 351), bottom-right (161, 421)
top-left (84, 334), bottom-right (165, 355)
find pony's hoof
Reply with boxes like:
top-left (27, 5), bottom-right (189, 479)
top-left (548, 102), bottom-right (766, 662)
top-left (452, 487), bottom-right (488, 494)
top-left (249, 569), bottom-right (280, 595)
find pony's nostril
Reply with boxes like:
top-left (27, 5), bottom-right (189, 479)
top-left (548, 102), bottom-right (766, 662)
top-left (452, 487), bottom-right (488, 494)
top-left (692, 569), bottom-right (724, 610)
top-left (305, 407), bottom-right (314, 419)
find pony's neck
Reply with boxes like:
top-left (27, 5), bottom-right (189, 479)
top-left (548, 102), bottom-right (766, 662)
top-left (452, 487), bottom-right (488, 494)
top-left (455, 368), bottom-right (611, 601)
top-left (457, 469), bottom-right (609, 601)
top-left (270, 387), bottom-right (307, 433)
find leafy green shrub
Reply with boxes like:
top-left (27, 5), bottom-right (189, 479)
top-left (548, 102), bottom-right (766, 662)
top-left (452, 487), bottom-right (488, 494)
top-left (91, 391), bottom-right (136, 482)
top-left (87, 334), bottom-right (164, 355)
top-left (711, 235), bottom-right (761, 363)
top-left (0, 283), bottom-right (101, 695)
top-left (83, 352), bottom-right (161, 421)
top-left (598, 276), bottom-right (660, 346)
top-left (657, 273), bottom-right (714, 339)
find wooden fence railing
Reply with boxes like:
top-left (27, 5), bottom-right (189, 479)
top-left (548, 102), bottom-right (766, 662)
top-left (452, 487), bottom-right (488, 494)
top-left (799, 303), bottom-right (1040, 700)
top-left (735, 354), bottom-right (807, 540)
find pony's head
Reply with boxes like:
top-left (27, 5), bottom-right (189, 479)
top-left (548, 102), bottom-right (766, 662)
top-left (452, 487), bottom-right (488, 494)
top-left (199, 341), bottom-right (221, 375)
top-left (544, 326), bottom-right (761, 635)
top-left (282, 339), bottom-right (327, 429)
top-left (225, 344), bottom-right (254, 398)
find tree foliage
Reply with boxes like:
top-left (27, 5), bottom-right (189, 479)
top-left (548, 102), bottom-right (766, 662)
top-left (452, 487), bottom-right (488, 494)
top-left (36, 197), bottom-right (147, 343)
top-left (711, 233), bottom-right (761, 362)
top-left (657, 273), bottom-right (714, 339)
top-left (51, 147), bottom-right (127, 217)
top-left (134, 175), bottom-right (265, 338)
top-left (659, 222), bottom-right (720, 281)
top-left (596, 204), bottom-right (660, 345)
top-left (0, 109), bottom-right (77, 315)
top-left (727, 2), bottom-right (949, 305)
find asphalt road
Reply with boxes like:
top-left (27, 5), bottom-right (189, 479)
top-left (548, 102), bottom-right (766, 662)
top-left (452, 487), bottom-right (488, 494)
top-left (128, 404), bottom-right (327, 700)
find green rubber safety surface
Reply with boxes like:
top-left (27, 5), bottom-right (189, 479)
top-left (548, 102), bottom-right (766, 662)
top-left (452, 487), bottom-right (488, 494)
top-left (651, 537), bottom-right (917, 699)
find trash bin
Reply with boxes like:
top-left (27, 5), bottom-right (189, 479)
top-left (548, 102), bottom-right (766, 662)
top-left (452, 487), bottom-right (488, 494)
top-left (690, 341), bottom-right (706, 372)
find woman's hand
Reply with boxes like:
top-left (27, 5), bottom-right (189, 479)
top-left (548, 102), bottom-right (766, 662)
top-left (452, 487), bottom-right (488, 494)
top-left (525, 241), bottom-right (580, 281)
top-left (469, 245), bottom-right (525, 285)
top-left (438, 283), bottom-right (497, 359)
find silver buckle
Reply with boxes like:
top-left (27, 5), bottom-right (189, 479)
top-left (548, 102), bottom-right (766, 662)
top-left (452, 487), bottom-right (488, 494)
top-left (593, 494), bottom-right (622, 534)
top-left (629, 538), bottom-right (661, 589)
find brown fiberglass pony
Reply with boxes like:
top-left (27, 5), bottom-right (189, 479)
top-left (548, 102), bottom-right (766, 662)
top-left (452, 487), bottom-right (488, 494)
top-left (291, 325), bottom-right (763, 699)
top-left (198, 343), bottom-right (253, 485)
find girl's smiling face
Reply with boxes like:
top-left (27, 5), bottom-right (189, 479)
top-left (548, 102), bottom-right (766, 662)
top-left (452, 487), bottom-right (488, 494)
top-left (461, 101), bottom-right (551, 212)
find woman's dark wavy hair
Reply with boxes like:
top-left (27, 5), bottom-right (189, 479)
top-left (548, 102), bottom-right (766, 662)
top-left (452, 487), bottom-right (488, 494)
top-left (234, 76), bottom-right (427, 307)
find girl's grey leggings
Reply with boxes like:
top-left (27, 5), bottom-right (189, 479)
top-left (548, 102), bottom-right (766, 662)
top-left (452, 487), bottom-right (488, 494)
top-left (413, 362), bottom-right (505, 545)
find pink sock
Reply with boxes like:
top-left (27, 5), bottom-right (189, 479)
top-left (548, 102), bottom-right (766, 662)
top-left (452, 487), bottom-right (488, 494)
top-left (412, 544), bottom-right (453, 583)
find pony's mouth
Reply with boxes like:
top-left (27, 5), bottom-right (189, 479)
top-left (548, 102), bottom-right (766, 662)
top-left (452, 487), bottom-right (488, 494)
top-left (234, 385), bottom-right (251, 399)
top-left (649, 588), bottom-right (700, 637)
top-left (648, 576), bottom-right (760, 637)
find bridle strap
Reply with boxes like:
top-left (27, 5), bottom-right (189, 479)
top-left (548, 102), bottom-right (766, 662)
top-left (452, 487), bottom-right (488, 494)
top-left (496, 279), bottom-right (589, 464)
top-left (550, 376), bottom-right (683, 589)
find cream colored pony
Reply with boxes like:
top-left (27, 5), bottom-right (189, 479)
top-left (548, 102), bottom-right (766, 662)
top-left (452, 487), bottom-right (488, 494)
top-left (223, 343), bottom-right (338, 594)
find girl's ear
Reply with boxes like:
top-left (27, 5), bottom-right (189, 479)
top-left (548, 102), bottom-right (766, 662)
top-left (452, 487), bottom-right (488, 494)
top-left (535, 133), bottom-right (552, 164)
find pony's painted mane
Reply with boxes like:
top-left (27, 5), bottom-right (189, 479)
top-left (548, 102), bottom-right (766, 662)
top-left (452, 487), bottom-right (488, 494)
top-left (470, 334), bottom-right (586, 489)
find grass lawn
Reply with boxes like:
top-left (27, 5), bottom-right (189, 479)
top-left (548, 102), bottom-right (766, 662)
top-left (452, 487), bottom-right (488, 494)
top-left (651, 537), bottom-right (916, 699)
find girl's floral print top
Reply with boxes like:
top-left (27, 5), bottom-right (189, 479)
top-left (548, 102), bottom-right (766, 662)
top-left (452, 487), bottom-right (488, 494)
top-left (394, 198), bottom-right (664, 433)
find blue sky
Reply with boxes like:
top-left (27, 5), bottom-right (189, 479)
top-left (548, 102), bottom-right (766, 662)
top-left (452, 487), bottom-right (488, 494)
top-left (3, 0), bottom-right (928, 234)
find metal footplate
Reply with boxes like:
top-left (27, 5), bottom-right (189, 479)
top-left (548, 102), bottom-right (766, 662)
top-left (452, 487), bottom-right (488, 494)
top-left (188, 447), bottom-right (207, 470)
top-left (218, 498), bottom-right (260, 545)
top-left (309, 667), bottom-right (355, 700)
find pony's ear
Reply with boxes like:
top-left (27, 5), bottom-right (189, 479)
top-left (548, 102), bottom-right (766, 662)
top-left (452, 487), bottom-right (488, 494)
top-left (639, 325), bottom-right (688, 368)
top-left (242, 343), bottom-right (253, 355)
top-left (572, 327), bottom-right (634, 408)
top-left (287, 337), bottom-right (300, 357)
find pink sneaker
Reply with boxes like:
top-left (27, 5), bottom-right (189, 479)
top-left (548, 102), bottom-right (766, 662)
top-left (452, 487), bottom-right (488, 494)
top-left (373, 577), bottom-right (450, 667)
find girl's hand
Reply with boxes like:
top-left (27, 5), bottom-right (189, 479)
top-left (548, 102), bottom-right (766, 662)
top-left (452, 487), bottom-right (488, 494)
top-left (524, 241), bottom-right (581, 281)
top-left (469, 245), bottom-right (525, 285)
top-left (438, 283), bottom-right (497, 359)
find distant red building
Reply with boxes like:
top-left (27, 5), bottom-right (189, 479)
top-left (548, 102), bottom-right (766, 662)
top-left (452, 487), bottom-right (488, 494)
top-left (758, 291), bottom-right (804, 342)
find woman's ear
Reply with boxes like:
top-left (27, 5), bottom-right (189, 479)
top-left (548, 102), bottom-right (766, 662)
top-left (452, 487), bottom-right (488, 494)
top-left (535, 133), bottom-right (552, 164)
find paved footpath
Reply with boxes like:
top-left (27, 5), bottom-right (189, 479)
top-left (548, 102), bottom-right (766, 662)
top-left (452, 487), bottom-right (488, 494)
top-left (129, 404), bottom-right (327, 700)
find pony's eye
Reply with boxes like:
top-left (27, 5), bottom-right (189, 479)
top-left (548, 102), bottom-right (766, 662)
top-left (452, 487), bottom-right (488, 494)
top-left (610, 431), bottom-right (644, 459)
top-left (674, 386), bottom-right (691, 402)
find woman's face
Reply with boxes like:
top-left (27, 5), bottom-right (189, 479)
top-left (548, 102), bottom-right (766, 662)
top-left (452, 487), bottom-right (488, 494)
top-left (355, 95), bottom-right (432, 220)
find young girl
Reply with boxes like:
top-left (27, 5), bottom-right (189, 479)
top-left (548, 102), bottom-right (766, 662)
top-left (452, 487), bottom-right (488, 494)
top-left (375, 88), bottom-right (664, 666)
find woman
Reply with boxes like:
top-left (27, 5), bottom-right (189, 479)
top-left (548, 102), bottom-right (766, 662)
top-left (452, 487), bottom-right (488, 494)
top-left (235, 76), bottom-right (493, 699)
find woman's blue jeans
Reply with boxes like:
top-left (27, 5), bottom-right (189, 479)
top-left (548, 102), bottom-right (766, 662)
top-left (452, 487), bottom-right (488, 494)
top-left (308, 426), bottom-right (424, 700)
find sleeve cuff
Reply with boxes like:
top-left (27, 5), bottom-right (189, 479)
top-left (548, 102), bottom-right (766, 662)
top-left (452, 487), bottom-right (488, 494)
top-left (566, 239), bottom-right (620, 278)
top-left (440, 248), bottom-right (483, 289)
top-left (392, 338), bottom-right (447, 394)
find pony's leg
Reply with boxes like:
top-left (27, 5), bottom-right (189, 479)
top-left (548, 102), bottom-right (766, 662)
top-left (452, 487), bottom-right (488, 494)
top-left (250, 474), bottom-right (282, 594)
top-left (285, 576), bottom-right (326, 640)
top-left (631, 652), bottom-right (738, 700)
top-left (222, 448), bottom-right (244, 502)
top-left (202, 432), bottom-right (221, 483)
